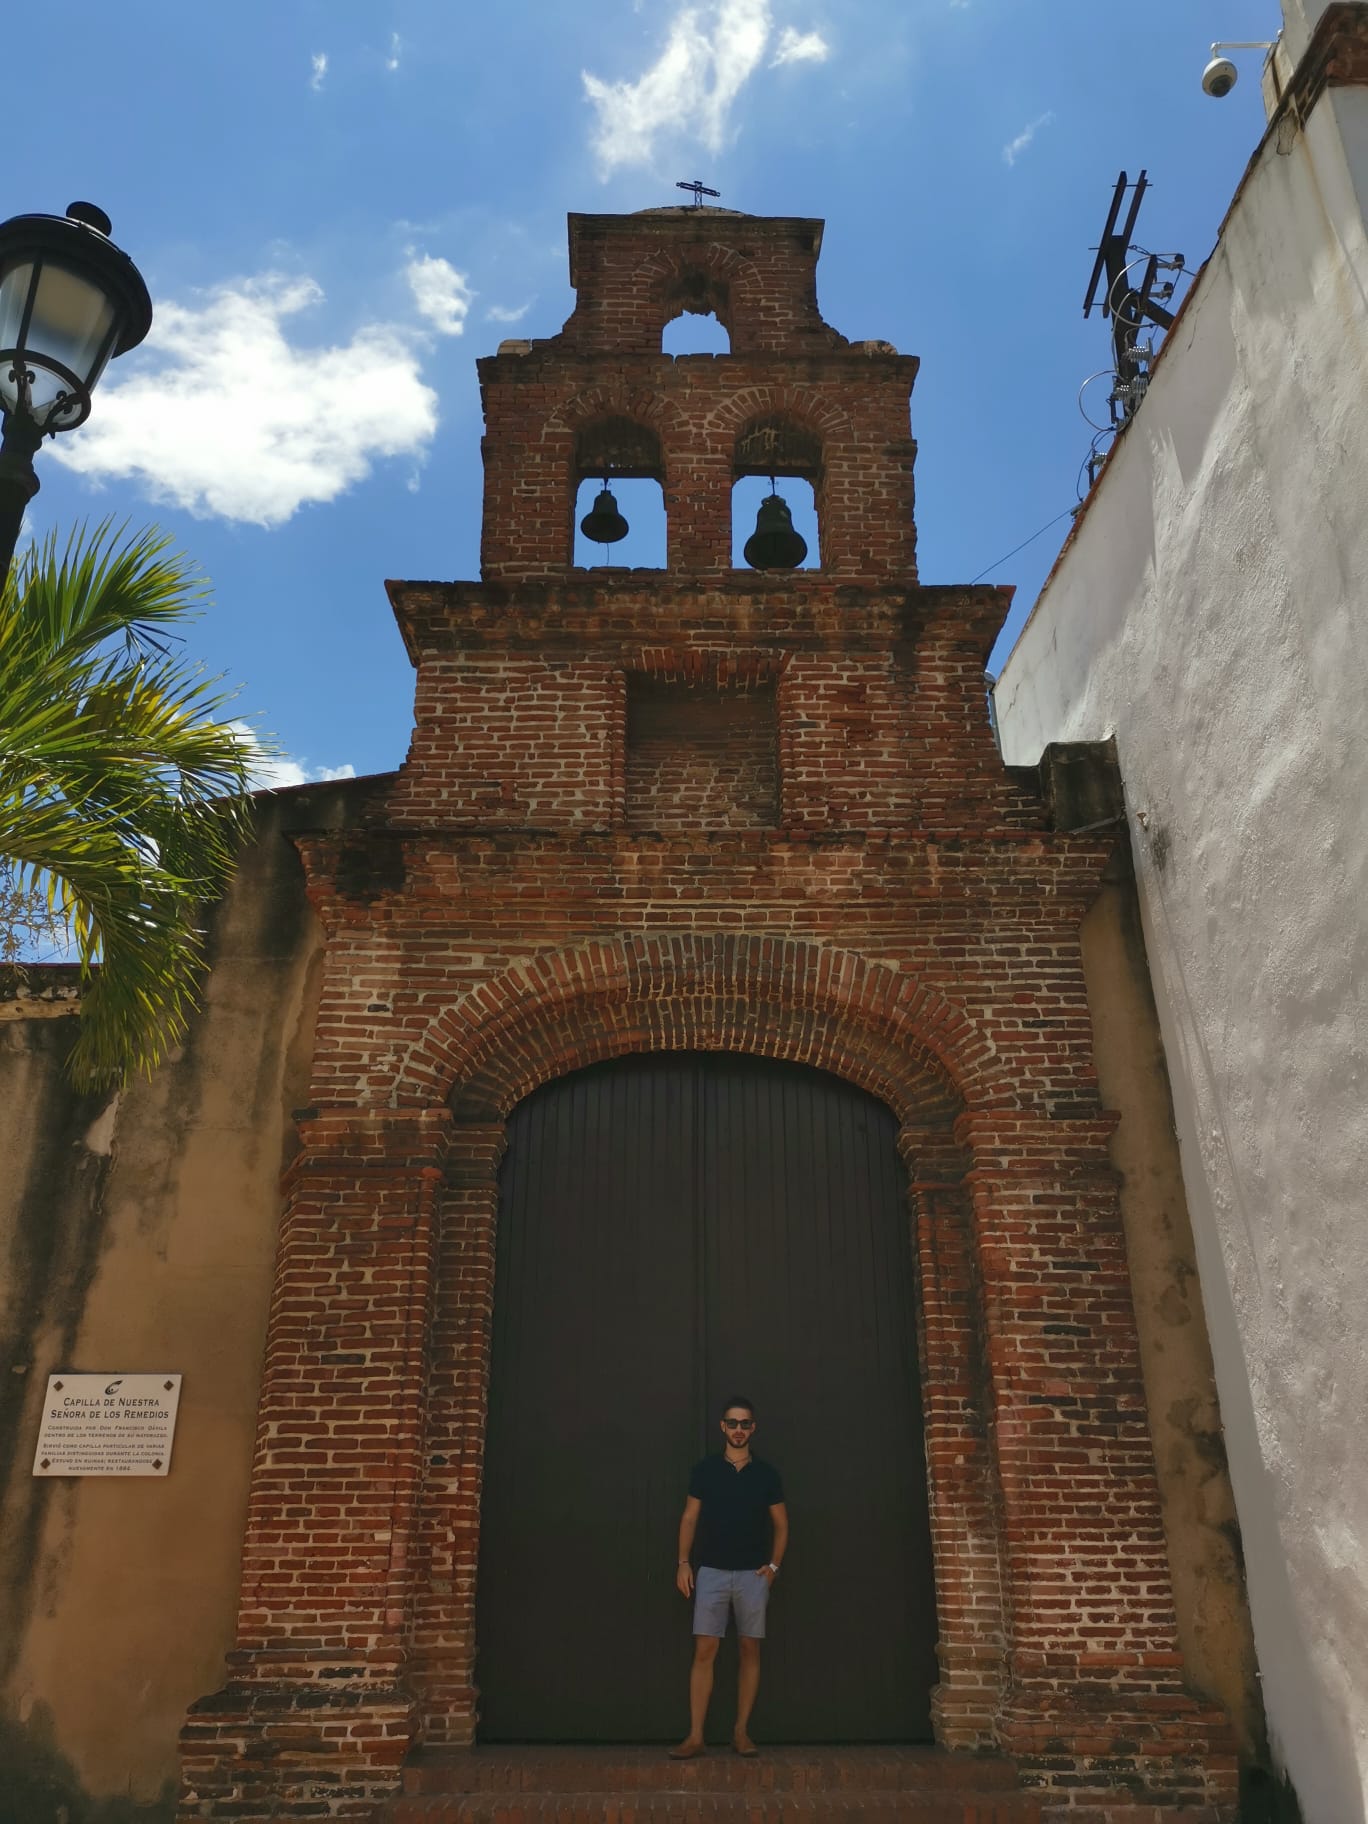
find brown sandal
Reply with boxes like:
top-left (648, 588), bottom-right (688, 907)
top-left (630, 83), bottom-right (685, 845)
top-left (669, 1742), bottom-right (706, 1760)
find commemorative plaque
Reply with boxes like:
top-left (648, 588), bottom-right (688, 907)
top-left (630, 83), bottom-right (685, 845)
top-left (32, 1373), bottom-right (183, 1477)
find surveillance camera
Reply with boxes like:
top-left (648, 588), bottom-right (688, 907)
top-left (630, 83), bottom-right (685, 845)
top-left (1202, 55), bottom-right (1238, 97)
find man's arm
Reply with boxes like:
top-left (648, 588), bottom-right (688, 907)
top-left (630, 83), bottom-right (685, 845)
top-left (761, 1502), bottom-right (789, 1583)
top-left (676, 1494), bottom-right (701, 1596)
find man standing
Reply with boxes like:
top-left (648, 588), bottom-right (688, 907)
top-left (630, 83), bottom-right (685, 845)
top-left (671, 1395), bottom-right (788, 1758)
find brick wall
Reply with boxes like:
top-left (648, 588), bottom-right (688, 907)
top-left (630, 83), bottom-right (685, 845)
top-left (625, 674), bottom-right (777, 830)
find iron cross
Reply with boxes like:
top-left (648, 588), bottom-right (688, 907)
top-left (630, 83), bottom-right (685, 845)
top-left (675, 180), bottom-right (720, 208)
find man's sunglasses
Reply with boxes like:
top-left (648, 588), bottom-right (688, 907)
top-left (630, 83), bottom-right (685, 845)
top-left (723, 1418), bottom-right (755, 1430)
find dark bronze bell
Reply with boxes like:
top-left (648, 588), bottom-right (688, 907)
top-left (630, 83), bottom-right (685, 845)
top-left (743, 491), bottom-right (808, 570)
top-left (579, 485), bottom-right (629, 545)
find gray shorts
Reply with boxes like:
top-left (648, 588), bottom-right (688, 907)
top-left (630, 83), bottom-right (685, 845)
top-left (692, 1565), bottom-right (771, 1639)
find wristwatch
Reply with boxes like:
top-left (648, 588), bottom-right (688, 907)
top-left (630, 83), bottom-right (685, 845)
top-left (767, 1562), bottom-right (780, 1574)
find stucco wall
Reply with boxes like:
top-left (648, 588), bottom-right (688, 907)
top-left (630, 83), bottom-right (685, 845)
top-left (1080, 852), bottom-right (1263, 1766)
top-left (995, 72), bottom-right (1368, 1824)
top-left (0, 783), bottom-right (367, 1823)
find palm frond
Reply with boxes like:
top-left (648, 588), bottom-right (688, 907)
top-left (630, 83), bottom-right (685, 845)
top-left (1, 519), bottom-right (211, 659)
top-left (0, 521), bottom-right (272, 1089)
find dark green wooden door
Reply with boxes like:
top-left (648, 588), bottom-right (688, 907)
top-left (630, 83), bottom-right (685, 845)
top-left (476, 1053), bottom-right (937, 1742)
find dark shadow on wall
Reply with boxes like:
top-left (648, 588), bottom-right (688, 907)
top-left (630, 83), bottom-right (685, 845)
top-left (0, 1011), bottom-right (114, 1692)
top-left (0, 1706), bottom-right (174, 1824)
top-left (1240, 1764), bottom-right (1304, 1823)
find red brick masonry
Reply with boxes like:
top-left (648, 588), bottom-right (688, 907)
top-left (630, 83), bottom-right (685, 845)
top-left (178, 209), bottom-right (1236, 1822)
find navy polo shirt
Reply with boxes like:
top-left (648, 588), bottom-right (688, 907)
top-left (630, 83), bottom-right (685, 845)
top-left (688, 1453), bottom-right (784, 1570)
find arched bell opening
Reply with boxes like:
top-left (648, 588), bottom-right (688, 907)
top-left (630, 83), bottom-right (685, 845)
top-left (732, 413), bottom-right (823, 571)
top-left (731, 475), bottom-right (819, 571)
top-left (574, 475), bottom-right (667, 567)
top-left (663, 309), bottom-right (731, 356)
top-left (572, 414), bottom-right (667, 569)
top-left (660, 267), bottom-right (733, 355)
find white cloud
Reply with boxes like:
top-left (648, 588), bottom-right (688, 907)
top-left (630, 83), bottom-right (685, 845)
top-left (310, 51), bottom-right (328, 92)
top-left (486, 300), bottom-right (532, 323)
top-left (385, 32), bottom-right (402, 71)
top-left (771, 26), bottom-right (829, 65)
top-left (263, 757), bottom-right (358, 788)
top-left (235, 725), bottom-right (357, 790)
top-left (583, 0), bottom-right (774, 175)
top-left (50, 275), bottom-right (440, 527)
top-left (405, 253), bottom-right (474, 336)
top-left (1002, 109), bottom-right (1054, 167)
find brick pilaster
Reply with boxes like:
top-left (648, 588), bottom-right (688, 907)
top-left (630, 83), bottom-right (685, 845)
top-left (179, 1107), bottom-right (452, 1820)
top-left (957, 1109), bottom-right (1237, 1811)
top-left (900, 1124), bottom-right (1008, 1749)
top-left (410, 1123), bottom-right (508, 1745)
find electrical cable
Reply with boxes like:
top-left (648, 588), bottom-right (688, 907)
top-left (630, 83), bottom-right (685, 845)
top-left (1078, 368), bottom-right (1120, 432)
top-left (1076, 428), bottom-right (1116, 501)
top-left (970, 505), bottom-right (1078, 585)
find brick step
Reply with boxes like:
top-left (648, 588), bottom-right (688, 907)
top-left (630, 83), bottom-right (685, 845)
top-left (401, 1747), bottom-right (1023, 1797)
top-left (386, 1794), bottom-right (1043, 1824)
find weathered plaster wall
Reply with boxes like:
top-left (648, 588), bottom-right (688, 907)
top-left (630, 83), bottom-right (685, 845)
top-left (995, 67), bottom-right (1368, 1824)
top-left (0, 783), bottom-right (361, 1823)
top-left (1081, 852), bottom-right (1263, 1764)
top-left (1283, 0), bottom-right (1335, 62)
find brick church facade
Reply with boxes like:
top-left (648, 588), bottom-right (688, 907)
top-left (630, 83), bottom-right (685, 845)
top-left (158, 208), bottom-right (1245, 1820)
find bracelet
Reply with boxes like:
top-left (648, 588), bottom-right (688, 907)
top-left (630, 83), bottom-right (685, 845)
top-left (767, 1562), bottom-right (780, 1574)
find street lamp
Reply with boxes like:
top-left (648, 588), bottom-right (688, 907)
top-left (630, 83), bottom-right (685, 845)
top-left (0, 202), bottom-right (152, 584)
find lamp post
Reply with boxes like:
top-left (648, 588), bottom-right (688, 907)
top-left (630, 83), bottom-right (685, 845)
top-left (0, 202), bottom-right (152, 586)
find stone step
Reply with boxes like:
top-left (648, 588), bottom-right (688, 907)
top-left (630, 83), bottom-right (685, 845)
top-left (400, 1747), bottom-right (1024, 1797)
top-left (386, 1795), bottom-right (1043, 1824)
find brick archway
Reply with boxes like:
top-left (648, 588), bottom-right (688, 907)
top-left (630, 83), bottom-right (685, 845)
top-left (405, 934), bottom-right (1011, 1751)
top-left (395, 932), bottom-right (1004, 1118)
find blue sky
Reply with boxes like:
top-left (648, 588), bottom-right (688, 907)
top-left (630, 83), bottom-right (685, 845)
top-left (14, 1), bottom-right (1277, 785)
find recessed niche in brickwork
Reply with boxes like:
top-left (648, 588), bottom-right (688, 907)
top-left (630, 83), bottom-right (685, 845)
top-left (626, 676), bottom-right (778, 830)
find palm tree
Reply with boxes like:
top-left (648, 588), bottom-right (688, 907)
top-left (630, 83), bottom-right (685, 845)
top-left (0, 520), bottom-right (261, 1090)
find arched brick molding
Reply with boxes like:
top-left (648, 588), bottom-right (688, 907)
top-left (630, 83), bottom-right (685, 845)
top-left (733, 410), bottom-right (825, 480)
top-left (632, 242), bottom-right (766, 353)
top-left (705, 382), bottom-right (855, 446)
top-left (549, 383), bottom-right (691, 440)
top-left (393, 933), bottom-right (1001, 1115)
top-left (573, 413), bottom-right (665, 484)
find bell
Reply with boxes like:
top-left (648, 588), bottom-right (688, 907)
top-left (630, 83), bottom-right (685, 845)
top-left (743, 491), bottom-right (808, 570)
top-left (579, 485), bottom-right (629, 546)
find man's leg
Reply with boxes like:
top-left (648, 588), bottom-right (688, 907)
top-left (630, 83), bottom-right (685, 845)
top-left (672, 1635), bottom-right (719, 1754)
top-left (732, 1571), bottom-right (770, 1753)
top-left (673, 1569), bottom-right (728, 1755)
top-left (734, 1636), bottom-right (761, 1752)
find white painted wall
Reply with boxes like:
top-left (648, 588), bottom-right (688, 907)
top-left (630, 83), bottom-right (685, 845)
top-left (1281, 0), bottom-right (1333, 63)
top-left (995, 78), bottom-right (1368, 1824)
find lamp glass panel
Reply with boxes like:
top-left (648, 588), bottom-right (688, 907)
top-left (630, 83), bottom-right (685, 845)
top-left (18, 259), bottom-right (118, 424)
top-left (0, 262), bottom-right (37, 414)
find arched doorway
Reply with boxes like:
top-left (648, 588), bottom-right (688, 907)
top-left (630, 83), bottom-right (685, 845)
top-left (475, 1051), bottom-right (938, 1743)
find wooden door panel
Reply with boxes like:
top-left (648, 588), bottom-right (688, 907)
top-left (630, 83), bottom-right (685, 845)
top-left (699, 1057), bottom-right (936, 1741)
top-left (476, 1054), bottom-right (936, 1743)
top-left (477, 1059), bottom-right (698, 1740)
